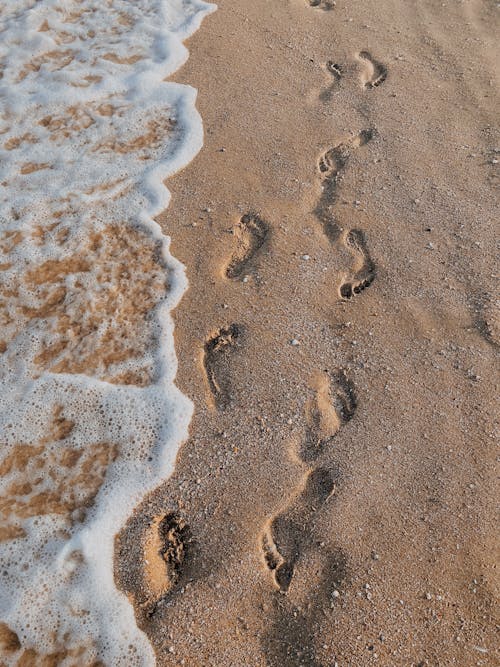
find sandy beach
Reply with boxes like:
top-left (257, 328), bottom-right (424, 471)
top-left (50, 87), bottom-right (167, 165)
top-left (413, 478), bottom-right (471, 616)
top-left (1, 0), bottom-right (498, 665)
top-left (115, 1), bottom-right (499, 665)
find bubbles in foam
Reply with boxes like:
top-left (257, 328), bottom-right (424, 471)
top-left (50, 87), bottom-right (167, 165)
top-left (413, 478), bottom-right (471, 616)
top-left (0, 0), bottom-right (215, 664)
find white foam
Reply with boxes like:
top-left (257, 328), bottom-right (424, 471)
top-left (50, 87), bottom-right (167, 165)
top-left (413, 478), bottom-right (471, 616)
top-left (0, 0), bottom-right (215, 664)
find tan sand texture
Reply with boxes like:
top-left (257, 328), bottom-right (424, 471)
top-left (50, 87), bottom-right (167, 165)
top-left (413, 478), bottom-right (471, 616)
top-left (0, 0), bottom-right (497, 664)
top-left (115, 0), bottom-right (499, 665)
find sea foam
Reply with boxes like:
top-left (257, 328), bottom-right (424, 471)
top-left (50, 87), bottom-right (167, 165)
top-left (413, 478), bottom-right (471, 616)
top-left (0, 0), bottom-right (215, 664)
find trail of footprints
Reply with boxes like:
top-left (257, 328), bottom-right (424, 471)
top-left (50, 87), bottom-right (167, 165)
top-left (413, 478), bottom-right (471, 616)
top-left (315, 129), bottom-right (377, 299)
top-left (262, 371), bottom-right (356, 593)
top-left (200, 48), bottom-right (387, 406)
top-left (144, 31), bottom-right (387, 638)
top-left (258, 40), bottom-right (387, 597)
top-left (315, 128), bottom-right (373, 243)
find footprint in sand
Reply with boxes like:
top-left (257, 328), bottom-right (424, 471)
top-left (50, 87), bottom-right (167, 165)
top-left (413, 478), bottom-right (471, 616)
top-left (307, 0), bottom-right (336, 10)
top-left (142, 513), bottom-right (191, 615)
top-left (262, 370), bottom-right (355, 592)
top-left (225, 213), bottom-right (269, 280)
top-left (357, 50), bottom-right (387, 89)
top-left (262, 466), bottom-right (339, 593)
top-left (319, 61), bottom-right (342, 102)
top-left (314, 129), bottom-right (374, 242)
top-left (339, 228), bottom-right (376, 299)
top-left (301, 369), bottom-right (356, 462)
top-left (203, 324), bottom-right (241, 409)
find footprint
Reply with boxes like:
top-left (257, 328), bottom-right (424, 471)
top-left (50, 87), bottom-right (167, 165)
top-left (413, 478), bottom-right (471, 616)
top-left (339, 228), bottom-right (376, 299)
top-left (317, 129), bottom-right (374, 183)
top-left (318, 143), bottom-right (351, 181)
top-left (307, 0), bottom-right (336, 9)
top-left (301, 370), bottom-right (357, 462)
top-left (358, 51), bottom-right (387, 89)
top-left (203, 324), bottom-right (241, 409)
top-left (314, 129), bottom-right (374, 242)
top-left (142, 513), bottom-right (191, 614)
top-left (225, 213), bottom-right (269, 279)
top-left (314, 142), bottom-right (352, 243)
top-left (319, 61), bottom-right (342, 102)
top-left (262, 467), bottom-right (338, 593)
top-left (330, 369), bottom-right (357, 421)
top-left (157, 514), bottom-right (190, 585)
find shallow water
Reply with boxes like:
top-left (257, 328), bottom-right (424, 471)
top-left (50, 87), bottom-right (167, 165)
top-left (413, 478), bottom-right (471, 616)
top-left (0, 0), bottom-right (215, 663)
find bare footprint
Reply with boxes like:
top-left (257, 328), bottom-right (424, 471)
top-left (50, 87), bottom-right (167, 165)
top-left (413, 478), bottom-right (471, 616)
top-left (262, 467), bottom-right (338, 592)
top-left (225, 213), bottom-right (269, 279)
top-left (307, 0), bottom-right (336, 9)
top-left (142, 513), bottom-right (191, 614)
top-left (314, 129), bottom-right (374, 242)
top-left (339, 228), bottom-right (376, 299)
top-left (301, 370), bottom-right (357, 462)
top-left (203, 324), bottom-right (241, 409)
top-left (330, 369), bottom-right (357, 421)
top-left (317, 129), bottom-right (374, 185)
top-left (319, 61), bottom-right (342, 102)
top-left (358, 50), bottom-right (387, 89)
top-left (318, 143), bottom-right (351, 181)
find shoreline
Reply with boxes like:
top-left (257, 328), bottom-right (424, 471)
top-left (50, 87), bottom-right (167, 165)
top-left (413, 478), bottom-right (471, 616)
top-left (0, 1), bottom-right (216, 663)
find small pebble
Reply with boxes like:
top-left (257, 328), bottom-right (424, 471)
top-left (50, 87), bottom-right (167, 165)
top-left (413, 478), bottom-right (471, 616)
top-left (290, 338), bottom-right (300, 346)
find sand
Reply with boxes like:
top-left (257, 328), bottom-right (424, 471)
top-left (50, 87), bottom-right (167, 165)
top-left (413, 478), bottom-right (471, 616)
top-left (2, 0), bottom-right (497, 664)
top-left (113, 1), bottom-right (500, 665)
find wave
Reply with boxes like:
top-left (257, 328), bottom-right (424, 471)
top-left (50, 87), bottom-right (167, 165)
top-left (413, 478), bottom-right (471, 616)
top-left (0, 0), bottom-right (215, 663)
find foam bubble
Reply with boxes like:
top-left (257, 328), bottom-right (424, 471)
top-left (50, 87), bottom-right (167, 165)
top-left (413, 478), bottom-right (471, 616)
top-left (0, 0), bottom-right (215, 663)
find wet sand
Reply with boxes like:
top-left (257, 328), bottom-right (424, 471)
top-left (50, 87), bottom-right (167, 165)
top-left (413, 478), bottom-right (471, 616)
top-left (116, 1), bottom-right (499, 665)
